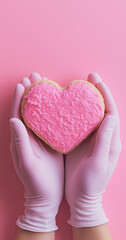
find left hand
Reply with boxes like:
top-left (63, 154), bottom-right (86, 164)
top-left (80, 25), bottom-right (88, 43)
top-left (10, 73), bottom-right (64, 232)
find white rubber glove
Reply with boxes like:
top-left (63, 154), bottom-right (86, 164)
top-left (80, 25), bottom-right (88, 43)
top-left (10, 73), bottom-right (64, 232)
top-left (65, 73), bottom-right (122, 227)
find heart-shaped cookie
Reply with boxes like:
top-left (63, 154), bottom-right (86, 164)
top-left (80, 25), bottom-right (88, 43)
top-left (21, 79), bottom-right (105, 154)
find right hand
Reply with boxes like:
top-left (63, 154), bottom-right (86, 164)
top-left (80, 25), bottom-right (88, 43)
top-left (65, 73), bottom-right (122, 228)
top-left (10, 73), bottom-right (64, 232)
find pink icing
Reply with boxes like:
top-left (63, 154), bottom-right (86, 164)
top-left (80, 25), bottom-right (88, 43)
top-left (24, 81), bottom-right (104, 153)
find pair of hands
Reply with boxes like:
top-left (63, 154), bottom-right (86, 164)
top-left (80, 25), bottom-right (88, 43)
top-left (10, 72), bottom-right (122, 232)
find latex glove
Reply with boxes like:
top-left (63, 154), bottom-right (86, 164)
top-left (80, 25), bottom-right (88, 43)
top-left (65, 73), bottom-right (122, 228)
top-left (10, 73), bottom-right (64, 232)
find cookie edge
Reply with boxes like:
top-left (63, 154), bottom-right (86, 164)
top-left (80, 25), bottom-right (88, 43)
top-left (21, 79), bottom-right (105, 154)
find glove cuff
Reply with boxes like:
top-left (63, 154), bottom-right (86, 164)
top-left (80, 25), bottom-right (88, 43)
top-left (67, 191), bottom-right (109, 228)
top-left (16, 196), bottom-right (58, 232)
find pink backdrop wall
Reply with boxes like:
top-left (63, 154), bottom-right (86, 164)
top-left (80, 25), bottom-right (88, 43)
top-left (0, 1), bottom-right (126, 239)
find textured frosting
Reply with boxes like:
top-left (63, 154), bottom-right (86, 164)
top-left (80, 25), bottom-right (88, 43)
top-left (23, 81), bottom-right (104, 153)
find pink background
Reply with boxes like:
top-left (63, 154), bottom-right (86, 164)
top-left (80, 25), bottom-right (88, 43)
top-left (0, 0), bottom-right (125, 239)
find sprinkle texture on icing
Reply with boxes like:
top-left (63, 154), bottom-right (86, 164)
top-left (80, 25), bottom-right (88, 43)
top-left (24, 81), bottom-right (104, 153)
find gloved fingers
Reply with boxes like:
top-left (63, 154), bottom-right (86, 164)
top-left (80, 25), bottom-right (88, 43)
top-left (26, 125), bottom-right (55, 158)
top-left (92, 115), bottom-right (117, 164)
top-left (88, 74), bottom-right (120, 133)
top-left (21, 77), bottom-right (31, 89)
top-left (10, 118), bottom-right (34, 169)
top-left (109, 136), bottom-right (122, 167)
top-left (21, 74), bottom-right (48, 88)
top-left (29, 72), bottom-right (41, 83)
top-left (88, 74), bottom-right (119, 126)
top-left (96, 81), bottom-right (119, 121)
top-left (28, 129), bottom-right (63, 164)
top-left (87, 73), bottom-right (120, 138)
top-left (108, 145), bottom-right (122, 176)
top-left (26, 127), bottom-right (48, 159)
top-left (87, 72), bottom-right (102, 86)
top-left (97, 79), bottom-right (122, 151)
top-left (96, 80), bottom-right (122, 155)
top-left (10, 83), bottom-right (25, 119)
